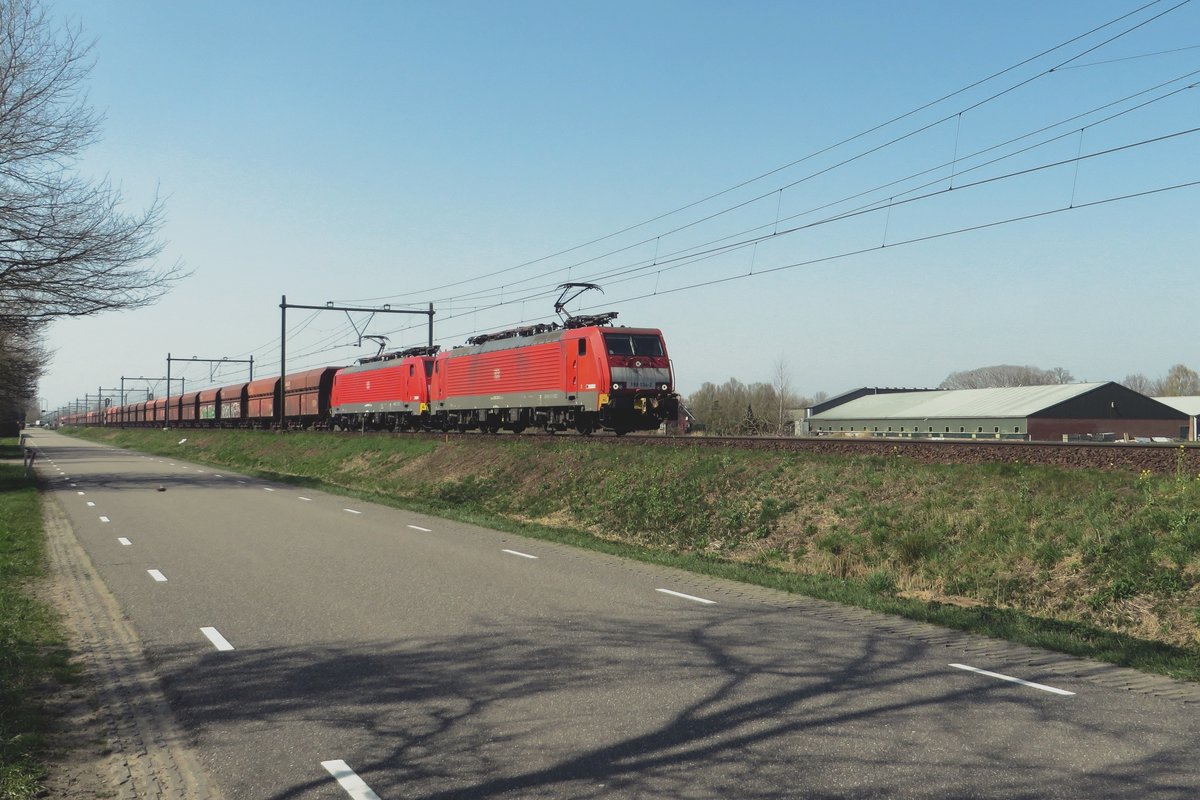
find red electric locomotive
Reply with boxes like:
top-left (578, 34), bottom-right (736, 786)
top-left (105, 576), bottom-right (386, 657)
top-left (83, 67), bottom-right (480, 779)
top-left (330, 346), bottom-right (437, 431)
top-left (429, 316), bottom-right (676, 435)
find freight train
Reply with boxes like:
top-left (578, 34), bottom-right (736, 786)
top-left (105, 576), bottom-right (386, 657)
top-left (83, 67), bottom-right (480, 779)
top-left (60, 295), bottom-right (679, 436)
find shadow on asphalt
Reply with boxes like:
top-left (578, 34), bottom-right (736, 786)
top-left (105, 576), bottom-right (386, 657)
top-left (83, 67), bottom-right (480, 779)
top-left (149, 612), bottom-right (1193, 800)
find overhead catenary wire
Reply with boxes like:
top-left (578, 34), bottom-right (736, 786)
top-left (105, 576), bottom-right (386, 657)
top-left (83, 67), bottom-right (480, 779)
top-left (373, 119), bottom-right (1200, 344)
top-left (379, 116), bottom-right (1200, 344)
top-left (388, 68), bottom-right (1199, 317)
top-left (1054, 42), bottom-right (1200, 69)
top-left (345, 0), bottom-right (1186, 307)
top-left (155, 1), bottom-right (1199, 393)
top-left (411, 177), bottom-right (1200, 350)
top-left (344, 1), bottom-right (1196, 344)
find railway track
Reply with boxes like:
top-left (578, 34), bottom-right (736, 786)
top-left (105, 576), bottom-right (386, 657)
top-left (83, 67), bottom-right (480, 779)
top-left (385, 429), bottom-right (1200, 474)
top-left (73, 423), bottom-right (1198, 474)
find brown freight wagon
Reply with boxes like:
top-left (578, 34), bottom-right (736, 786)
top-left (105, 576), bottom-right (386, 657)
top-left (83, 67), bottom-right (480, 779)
top-left (245, 377), bottom-right (280, 427)
top-left (219, 382), bottom-right (248, 426)
top-left (199, 388), bottom-right (220, 425)
top-left (282, 367), bottom-right (340, 428)
top-left (148, 398), bottom-right (166, 426)
top-left (180, 391), bottom-right (200, 423)
top-left (170, 391), bottom-right (200, 424)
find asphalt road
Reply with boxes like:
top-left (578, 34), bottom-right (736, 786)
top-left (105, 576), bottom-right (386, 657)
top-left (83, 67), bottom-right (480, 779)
top-left (29, 429), bottom-right (1200, 799)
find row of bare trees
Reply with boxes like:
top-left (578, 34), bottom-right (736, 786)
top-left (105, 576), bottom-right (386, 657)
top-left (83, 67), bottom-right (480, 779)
top-left (1123, 365), bottom-right (1200, 397)
top-left (939, 363), bottom-right (1200, 396)
top-left (685, 359), bottom-right (827, 436)
top-left (0, 0), bottom-right (179, 423)
top-left (938, 364), bottom-right (1074, 389)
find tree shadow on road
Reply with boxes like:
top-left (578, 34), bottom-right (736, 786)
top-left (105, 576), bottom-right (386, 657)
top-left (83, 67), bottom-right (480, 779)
top-left (149, 609), bottom-right (1198, 800)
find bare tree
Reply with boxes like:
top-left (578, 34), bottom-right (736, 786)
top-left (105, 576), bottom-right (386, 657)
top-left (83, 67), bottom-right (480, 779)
top-left (939, 364), bottom-right (1074, 389)
top-left (687, 373), bottom-right (827, 437)
top-left (0, 0), bottom-right (182, 330)
top-left (1122, 373), bottom-right (1154, 394)
top-left (687, 379), bottom-right (747, 435)
top-left (771, 357), bottom-right (794, 435)
top-left (0, 318), bottom-right (46, 421)
top-left (1046, 366), bottom-right (1074, 384)
top-left (1156, 364), bottom-right (1200, 396)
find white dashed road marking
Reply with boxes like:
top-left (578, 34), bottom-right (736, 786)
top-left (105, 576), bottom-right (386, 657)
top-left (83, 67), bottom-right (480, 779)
top-left (407, 524), bottom-right (431, 532)
top-left (147, 569), bottom-right (168, 582)
top-left (201, 627), bottom-right (235, 651)
top-left (502, 549), bottom-right (538, 559)
top-left (321, 760), bottom-right (381, 800)
top-left (344, 508), bottom-right (362, 515)
top-left (99, 516), bottom-right (110, 523)
top-left (298, 496), bottom-right (313, 502)
top-left (950, 663), bottom-right (1075, 696)
top-left (118, 538), bottom-right (132, 546)
top-left (656, 588), bottom-right (716, 605)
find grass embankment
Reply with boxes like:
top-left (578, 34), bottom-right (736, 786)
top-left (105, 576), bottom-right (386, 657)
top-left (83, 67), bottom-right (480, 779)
top-left (71, 428), bottom-right (1200, 680)
top-left (0, 444), bottom-right (74, 798)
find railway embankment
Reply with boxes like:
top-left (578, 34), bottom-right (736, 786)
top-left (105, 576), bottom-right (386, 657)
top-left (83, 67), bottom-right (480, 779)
top-left (68, 428), bottom-right (1200, 680)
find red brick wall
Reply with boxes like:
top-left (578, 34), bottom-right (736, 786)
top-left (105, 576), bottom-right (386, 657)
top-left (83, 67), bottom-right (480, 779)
top-left (1028, 418), bottom-right (1187, 441)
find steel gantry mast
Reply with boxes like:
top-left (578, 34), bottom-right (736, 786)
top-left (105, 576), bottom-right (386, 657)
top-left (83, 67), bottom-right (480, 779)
top-left (278, 296), bottom-right (434, 429)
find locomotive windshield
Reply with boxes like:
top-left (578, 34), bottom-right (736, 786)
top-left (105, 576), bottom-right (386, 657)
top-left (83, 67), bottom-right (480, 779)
top-left (604, 334), bottom-right (664, 357)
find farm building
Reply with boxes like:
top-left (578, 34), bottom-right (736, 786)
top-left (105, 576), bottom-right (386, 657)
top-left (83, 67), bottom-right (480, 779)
top-left (1154, 396), bottom-right (1200, 441)
top-left (804, 382), bottom-right (1189, 441)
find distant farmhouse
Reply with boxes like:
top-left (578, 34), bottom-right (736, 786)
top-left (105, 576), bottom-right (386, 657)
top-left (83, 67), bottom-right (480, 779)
top-left (802, 383), bottom-right (1189, 442)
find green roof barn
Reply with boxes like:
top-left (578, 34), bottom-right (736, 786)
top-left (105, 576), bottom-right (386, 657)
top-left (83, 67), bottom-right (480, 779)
top-left (806, 382), bottom-right (1188, 441)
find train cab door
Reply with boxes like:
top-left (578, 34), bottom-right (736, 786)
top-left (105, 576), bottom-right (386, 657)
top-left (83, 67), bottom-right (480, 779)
top-left (569, 337), bottom-right (586, 397)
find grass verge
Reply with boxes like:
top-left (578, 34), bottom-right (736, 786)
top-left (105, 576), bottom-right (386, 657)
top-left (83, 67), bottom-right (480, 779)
top-left (65, 427), bottom-right (1200, 681)
top-left (0, 454), bottom-right (74, 799)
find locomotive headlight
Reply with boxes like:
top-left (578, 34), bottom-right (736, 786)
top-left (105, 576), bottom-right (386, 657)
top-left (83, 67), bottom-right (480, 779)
top-left (612, 382), bottom-right (621, 390)
top-left (661, 384), bottom-right (669, 390)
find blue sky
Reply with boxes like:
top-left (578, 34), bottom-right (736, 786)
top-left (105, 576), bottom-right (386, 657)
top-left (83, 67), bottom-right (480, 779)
top-left (39, 0), bottom-right (1200, 411)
